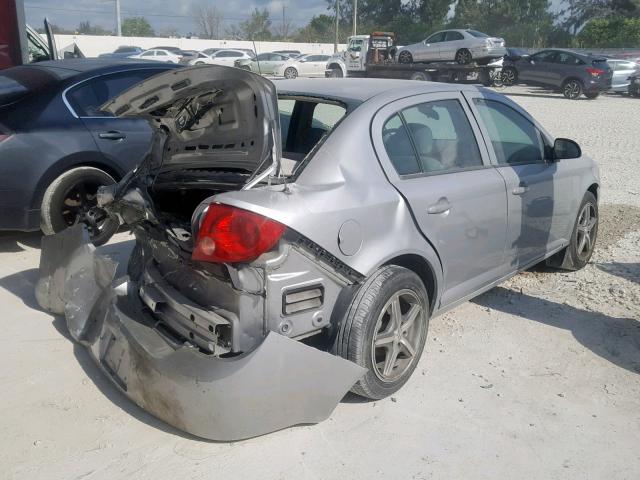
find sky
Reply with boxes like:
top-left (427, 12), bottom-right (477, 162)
top-left (24, 0), bottom-right (331, 36)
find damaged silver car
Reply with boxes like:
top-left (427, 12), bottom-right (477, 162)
top-left (36, 66), bottom-right (600, 441)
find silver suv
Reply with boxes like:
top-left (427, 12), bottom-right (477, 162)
top-left (37, 68), bottom-right (600, 441)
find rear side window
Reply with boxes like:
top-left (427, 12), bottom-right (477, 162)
top-left (445, 31), bottom-right (464, 41)
top-left (67, 70), bottom-right (165, 116)
top-left (473, 98), bottom-right (545, 165)
top-left (426, 32), bottom-right (446, 43)
top-left (468, 30), bottom-right (488, 38)
top-left (383, 99), bottom-right (483, 175)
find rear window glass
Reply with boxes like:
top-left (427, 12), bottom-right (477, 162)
top-left (468, 30), bottom-right (489, 38)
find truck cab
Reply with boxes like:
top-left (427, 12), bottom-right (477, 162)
top-left (326, 33), bottom-right (396, 78)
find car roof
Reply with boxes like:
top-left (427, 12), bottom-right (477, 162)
top-left (15, 59), bottom-right (182, 82)
top-left (275, 78), bottom-right (478, 106)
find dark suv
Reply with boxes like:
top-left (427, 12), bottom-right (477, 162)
top-left (502, 49), bottom-right (613, 99)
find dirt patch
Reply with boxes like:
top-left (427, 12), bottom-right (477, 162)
top-left (598, 204), bottom-right (640, 250)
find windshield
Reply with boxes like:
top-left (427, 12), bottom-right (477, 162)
top-left (468, 30), bottom-right (489, 38)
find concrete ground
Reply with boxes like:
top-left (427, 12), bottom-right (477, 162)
top-left (2, 85), bottom-right (639, 480)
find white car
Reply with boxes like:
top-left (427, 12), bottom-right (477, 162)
top-left (207, 49), bottom-right (253, 66)
top-left (188, 52), bottom-right (216, 65)
top-left (274, 54), bottom-right (332, 79)
top-left (129, 49), bottom-right (181, 63)
top-left (397, 29), bottom-right (506, 65)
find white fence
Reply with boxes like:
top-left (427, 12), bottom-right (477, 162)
top-left (53, 34), bottom-right (346, 58)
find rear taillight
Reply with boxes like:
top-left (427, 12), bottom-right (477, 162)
top-left (0, 125), bottom-right (12, 143)
top-left (586, 67), bottom-right (604, 77)
top-left (192, 204), bottom-right (286, 263)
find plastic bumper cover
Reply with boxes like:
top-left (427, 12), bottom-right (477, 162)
top-left (35, 225), bottom-right (366, 441)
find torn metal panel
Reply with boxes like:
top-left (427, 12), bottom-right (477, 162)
top-left (36, 227), bottom-right (366, 441)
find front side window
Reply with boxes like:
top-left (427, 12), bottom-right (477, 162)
top-left (68, 70), bottom-right (165, 117)
top-left (425, 32), bottom-right (446, 43)
top-left (556, 52), bottom-right (582, 65)
top-left (382, 99), bottom-right (483, 175)
top-left (531, 51), bottom-right (556, 62)
top-left (473, 98), bottom-right (545, 165)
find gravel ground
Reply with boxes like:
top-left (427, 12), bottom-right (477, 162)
top-left (1, 85), bottom-right (639, 480)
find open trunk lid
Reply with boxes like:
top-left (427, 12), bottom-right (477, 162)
top-left (100, 65), bottom-right (281, 184)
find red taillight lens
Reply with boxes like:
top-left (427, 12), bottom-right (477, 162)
top-left (586, 67), bottom-right (604, 77)
top-left (192, 204), bottom-right (286, 263)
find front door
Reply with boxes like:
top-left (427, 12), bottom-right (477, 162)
top-left (466, 92), bottom-right (575, 269)
top-left (372, 92), bottom-right (509, 307)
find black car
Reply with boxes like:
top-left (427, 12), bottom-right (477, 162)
top-left (502, 49), bottom-right (613, 99)
top-left (0, 59), bottom-right (181, 244)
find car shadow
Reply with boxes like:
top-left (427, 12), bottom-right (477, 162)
top-left (0, 231), bottom-right (43, 252)
top-left (473, 286), bottom-right (640, 375)
top-left (596, 262), bottom-right (639, 284)
top-left (504, 87), bottom-right (587, 100)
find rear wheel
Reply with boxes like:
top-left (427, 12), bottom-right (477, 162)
top-left (284, 67), bottom-right (298, 79)
top-left (501, 66), bottom-right (517, 86)
top-left (398, 51), bottom-right (413, 64)
top-left (630, 83), bottom-right (640, 97)
top-left (336, 265), bottom-right (429, 400)
top-left (455, 48), bottom-right (472, 65)
top-left (40, 166), bottom-right (119, 246)
top-left (562, 79), bottom-right (583, 99)
top-left (328, 67), bottom-right (343, 78)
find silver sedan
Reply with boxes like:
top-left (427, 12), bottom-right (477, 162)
top-left (397, 29), bottom-right (506, 65)
top-left (38, 70), bottom-right (599, 441)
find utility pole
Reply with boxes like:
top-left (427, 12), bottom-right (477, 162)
top-left (282, 5), bottom-right (286, 40)
top-left (334, 0), bottom-right (339, 53)
top-left (115, 0), bottom-right (121, 36)
top-left (352, 0), bottom-right (357, 36)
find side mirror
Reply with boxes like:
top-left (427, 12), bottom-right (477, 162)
top-left (553, 138), bottom-right (581, 160)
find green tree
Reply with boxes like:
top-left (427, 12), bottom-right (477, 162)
top-left (293, 14), bottom-right (335, 42)
top-left (77, 21), bottom-right (110, 35)
top-left (237, 8), bottom-right (272, 40)
top-left (576, 17), bottom-right (640, 46)
top-left (121, 17), bottom-right (155, 37)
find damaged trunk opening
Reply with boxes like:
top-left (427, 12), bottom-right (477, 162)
top-left (36, 65), bottom-right (366, 441)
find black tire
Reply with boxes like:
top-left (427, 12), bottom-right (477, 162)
top-left (398, 50), bottom-right (413, 64)
top-left (410, 71), bottom-right (430, 81)
top-left (546, 191), bottom-right (598, 271)
top-left (40, 166), bottom-right (119, 246)
top-left (562, 79), bottom-right (583, 99)
top-left (336, 265), bottom-right (429, 400)
top-left (284, 67), bottom-right (298, 79)
top-left (328, 67), bottom-right (343, 78)
top-left (630, 84), bottom-right (640, 98)
top-left (501, 66), bottom-right (517, 86)
top-left (455, 48), bottom-right (472, 65)
top-left (584, 91), bottom-right (599, 99)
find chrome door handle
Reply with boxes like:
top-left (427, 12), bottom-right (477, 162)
top-left (512, 183), bottom-right (529, 195)
top-left (99, 131), bottom-right (126, 140)
top-left (427, 198), bottom-right (451, 215)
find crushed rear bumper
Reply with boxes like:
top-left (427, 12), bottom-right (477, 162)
top-left (35, 225), bottom-right (365, 441)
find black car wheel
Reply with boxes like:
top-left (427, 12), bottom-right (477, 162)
top-left (328, 67), bottom-right (343, 78)
top-left (629, 83), bottom-right (640, 98)
top-left (455, 49), bottom-right (473, 65)
top-left (398, 51), bottom-right (413, 64)
top-left (410, 71), bottom-right (430, 81)
top-left (284, 67), bottom-right (298, 79)
top-left (335, 265), bottom-right (429, 400)
top-left (501, 66), bottom-right (517, 86)
top-left (546, 191), bottom-right (598, 271)
top-left (40, 166), bottom-right (119, 246)
top-left (562, 79), bottom-right (583, 99)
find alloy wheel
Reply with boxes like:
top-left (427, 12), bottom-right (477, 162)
top-left (456, 49), bottom-right (472, 65)
top-left (398, 51), bottom-right (413, 64)
top-left (371, 289), bottom-right (424, 382)
top-left (563, 80), bottom-right (582, 99)
top-left (575, 202), bottom-right (597, 261)
top-left (502, 68), bottom-right (516, 86)
top-left (284, 67), bottom-right (298, 79)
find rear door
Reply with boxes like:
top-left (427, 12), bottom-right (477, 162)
top-left (372, 92), bottom-right (509, 307)
top-left (440, 31), bottom-right (465, 62)
top-left (465, 92), bottom-right (577, 269)
top-left (64, 68), bottom-right (173, 173)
